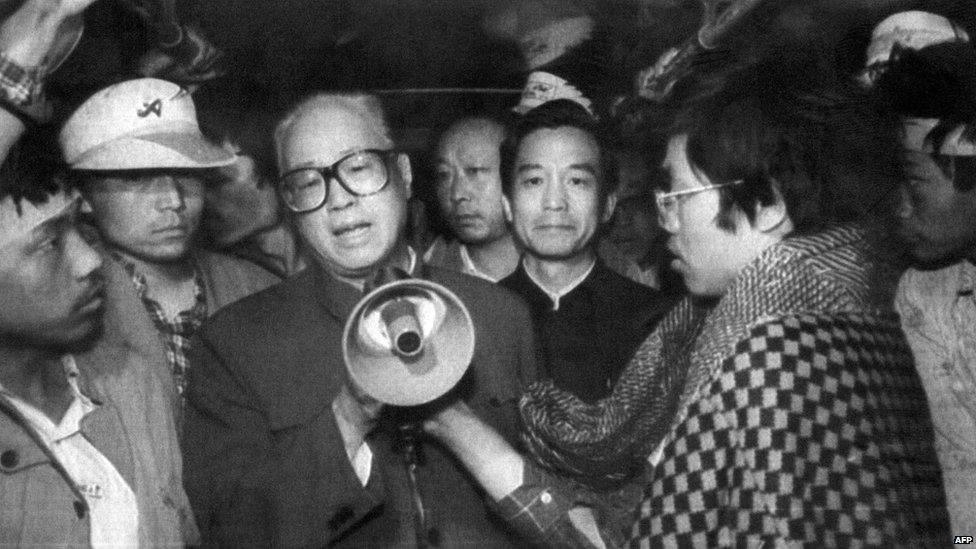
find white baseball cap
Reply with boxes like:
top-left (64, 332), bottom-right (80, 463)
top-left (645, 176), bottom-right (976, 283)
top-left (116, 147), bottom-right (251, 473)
top-left (59, 78), bottom-right (235, 171)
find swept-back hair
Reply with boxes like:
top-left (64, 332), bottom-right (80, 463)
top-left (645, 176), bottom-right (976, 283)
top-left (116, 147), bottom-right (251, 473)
top-left (500, 99), bottom-right (619, 201)
top-left (273, 93), bottom-right (393, 174)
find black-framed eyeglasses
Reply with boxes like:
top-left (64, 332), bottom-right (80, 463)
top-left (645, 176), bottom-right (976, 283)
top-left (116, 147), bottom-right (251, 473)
top-left (279, 149), bottom-right (398, 213)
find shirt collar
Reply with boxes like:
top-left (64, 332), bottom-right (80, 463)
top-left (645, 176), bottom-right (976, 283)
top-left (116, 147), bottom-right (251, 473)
top-left (522, 256), bottom-right (597, 311)
top-left (406, 246), bottom-right (418, 275)
top-left (0, 355), bottom-right (95, 442)
top-left (459, 244), bottom-right (500, 283)
top-left (957, 260), bottom-right (976, 297)
top-left (111, 250), bottom-right (207, 315)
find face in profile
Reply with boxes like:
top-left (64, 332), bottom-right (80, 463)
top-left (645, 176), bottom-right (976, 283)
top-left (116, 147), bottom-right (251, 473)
top-left (0, 191), bottom-right (104, 349)
top-left (203, 143), bottom-right (281, 248)
top-left (896, 150), bottom-right (976, 263)
top-left (83, 171), bottom-right (205, 264)
top-left (659, 134), bottom-right (764, 297)
top-left (505, 125), bottom-right (614, 261)
top-left (607, 195), bottom-right (660, 264)
top-left (434, 119), bottom-right (508, 246)
top-left (278, 100), bottom-right (411, 279)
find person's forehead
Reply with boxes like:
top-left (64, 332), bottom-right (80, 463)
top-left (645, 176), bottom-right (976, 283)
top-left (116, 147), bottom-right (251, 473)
top-left (0, 191), bottom-right (78, 247)
top-left (439, 132), bottom-right (502, 161)
top-left (517, 126), bottom-right (600, 162)
top-left (283, 104), bottom-right (391, 168)
top-left (438, 122), bottom-right (503, 156)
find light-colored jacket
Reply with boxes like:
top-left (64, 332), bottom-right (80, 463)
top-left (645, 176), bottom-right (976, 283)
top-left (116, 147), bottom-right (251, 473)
top-left (77, 248), bottom-right (278, 419)
top-left (0, 346), bottom-right (192, 547)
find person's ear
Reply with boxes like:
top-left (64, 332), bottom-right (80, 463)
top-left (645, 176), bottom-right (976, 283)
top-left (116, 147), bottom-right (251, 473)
top-left (601, 191), bottom-right (618, 223)
top-left (397, 153), bottom-right (413, 200)
top-left (754, 183), bottom-right (790, 233)
top-left (502, 194), bottom-right (513, 224)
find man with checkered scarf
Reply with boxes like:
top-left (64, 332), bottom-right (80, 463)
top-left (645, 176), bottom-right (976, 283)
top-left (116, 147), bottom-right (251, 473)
top-left (419, 48), bottom-right (950, 548)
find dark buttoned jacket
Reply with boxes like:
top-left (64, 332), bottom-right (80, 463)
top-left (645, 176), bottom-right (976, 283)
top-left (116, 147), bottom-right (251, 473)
top-left (500, 259), bottom-right (675, 403)
top-left (183, 262), bottom-right (538, 547)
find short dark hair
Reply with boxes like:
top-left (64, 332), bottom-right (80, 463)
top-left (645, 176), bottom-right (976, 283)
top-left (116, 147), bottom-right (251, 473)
top-left (195, 82), bottom-right (280, 185)
top-left (874, 41), bottom-right (976, 192)
top-left (500, 99), bottom-right (619, 201)
top-left (669, 54), bottom-right (900, 234)
top-left (0, 140), bottom-right (65, 215)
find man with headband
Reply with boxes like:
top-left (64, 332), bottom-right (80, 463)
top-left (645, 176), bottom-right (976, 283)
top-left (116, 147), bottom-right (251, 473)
top-left (0, 0), bottom-right (196, 545)
top-left (869, 10), bottom-right (976, 537)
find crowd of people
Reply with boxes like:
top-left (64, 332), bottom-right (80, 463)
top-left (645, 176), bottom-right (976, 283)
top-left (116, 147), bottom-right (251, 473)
top-left (1, 0), bottom-right (975, 547)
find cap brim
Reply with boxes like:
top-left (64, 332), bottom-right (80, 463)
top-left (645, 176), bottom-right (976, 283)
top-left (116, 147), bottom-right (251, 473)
top-left (70, 131), bottom-right (236, 170)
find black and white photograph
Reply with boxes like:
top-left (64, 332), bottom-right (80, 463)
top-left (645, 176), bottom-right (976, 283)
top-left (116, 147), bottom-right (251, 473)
top-left (0, 0), bottom-right (974, 546)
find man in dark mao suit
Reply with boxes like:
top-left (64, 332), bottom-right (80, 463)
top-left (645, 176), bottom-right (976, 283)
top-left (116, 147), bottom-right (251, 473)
top-left (182, 93), bottom-right (538, 547)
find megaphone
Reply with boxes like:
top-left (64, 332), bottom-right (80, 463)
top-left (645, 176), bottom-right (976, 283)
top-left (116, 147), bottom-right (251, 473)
top-left (342, 279), bottom-right (476, 406)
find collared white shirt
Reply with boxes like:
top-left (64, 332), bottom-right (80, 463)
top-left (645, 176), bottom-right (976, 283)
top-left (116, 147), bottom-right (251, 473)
top-left (523, 257), bottom-right (597, 311)
top-left (0, 355), bottom-right (140, 548)
top-left (351, 443), bottom-right (373, 487)
top-left (458, 244), bottom-right (501, 283)
top-left (405, 246), bottom-right (418, 276)
top-left (896, 260), bottom-right (976, 535)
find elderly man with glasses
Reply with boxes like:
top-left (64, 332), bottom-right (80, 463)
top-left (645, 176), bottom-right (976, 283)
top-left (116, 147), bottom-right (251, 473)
top-left (421, 53), bottom-right (948, 547)
top-left (181, 93), bottom-right (538, 547)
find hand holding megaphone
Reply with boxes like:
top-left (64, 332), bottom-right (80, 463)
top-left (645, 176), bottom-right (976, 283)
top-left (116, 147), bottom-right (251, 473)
top-left (342, 279), bottom-right (476, 407)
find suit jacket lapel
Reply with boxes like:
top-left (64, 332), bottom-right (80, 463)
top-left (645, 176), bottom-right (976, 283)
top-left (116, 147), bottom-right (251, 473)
top-left (309, 264), bottom-right (362, 323)
top-left (74, 363), bottom-right (138, 491)
top-left (309, 248), bottom-right (424, 324)
top-left (0, 397), bottom-right (91, 509)
top-left (102, 255), bottom-right (169, 370)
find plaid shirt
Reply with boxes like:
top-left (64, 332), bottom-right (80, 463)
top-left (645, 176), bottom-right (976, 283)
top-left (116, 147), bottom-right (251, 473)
top-left (0, 51), bottom-right (44, 107)
top-left (114, 254), bottom-right (208, 397)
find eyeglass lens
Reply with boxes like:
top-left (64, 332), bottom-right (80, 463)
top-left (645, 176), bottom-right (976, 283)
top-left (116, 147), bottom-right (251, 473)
top-left (280, 151), bottom-right (390, 212)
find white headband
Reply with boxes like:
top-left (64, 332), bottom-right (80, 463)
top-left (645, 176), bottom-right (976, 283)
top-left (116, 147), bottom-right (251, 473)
top-left (512, 71), bottom-right (595, 117)
top-left (861, 10), bottom-right (970, 87)
top-left (902, 117), bottom-right (976, 156)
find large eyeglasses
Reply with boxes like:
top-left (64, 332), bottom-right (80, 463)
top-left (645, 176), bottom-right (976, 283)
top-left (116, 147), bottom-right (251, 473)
top-left (653, 180), bottom-right (743, 226)
top-left (279, 149), bottom-right (397, 213)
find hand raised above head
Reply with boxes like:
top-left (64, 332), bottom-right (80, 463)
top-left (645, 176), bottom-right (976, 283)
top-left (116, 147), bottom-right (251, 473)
top-left (42, 0), bottom-right (101, 18)
top-left (0, 0), bottom-right (96, 69)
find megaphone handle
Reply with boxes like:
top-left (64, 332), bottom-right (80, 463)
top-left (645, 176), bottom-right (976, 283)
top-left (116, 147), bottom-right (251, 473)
top-left (397, 424), bottom-right (439, 547)
top-left (406, 460), bottom-right (432, 548)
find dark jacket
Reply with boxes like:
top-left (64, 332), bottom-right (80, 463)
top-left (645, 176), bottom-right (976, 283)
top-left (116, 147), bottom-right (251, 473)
top-left (501, 259), bottom-right (675, 402)
top-left (183, 263), bottom-right (538, 547)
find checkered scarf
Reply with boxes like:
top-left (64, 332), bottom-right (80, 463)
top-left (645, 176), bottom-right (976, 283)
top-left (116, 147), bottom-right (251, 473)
top-left (520, 224), bottom-right (948, 546)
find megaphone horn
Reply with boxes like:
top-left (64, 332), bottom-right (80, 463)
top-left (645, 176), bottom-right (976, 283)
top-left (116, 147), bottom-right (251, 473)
top-left (342, 279), bottom-right (476, 406)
